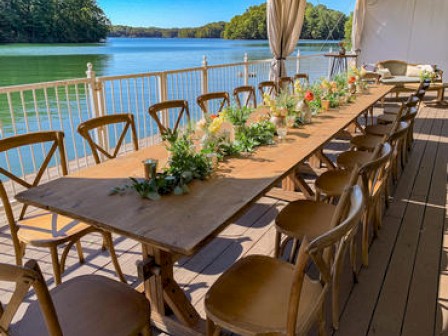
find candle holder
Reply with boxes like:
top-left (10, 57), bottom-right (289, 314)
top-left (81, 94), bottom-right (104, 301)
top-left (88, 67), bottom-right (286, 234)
top-left (143, 159), bottom-right (158, 180)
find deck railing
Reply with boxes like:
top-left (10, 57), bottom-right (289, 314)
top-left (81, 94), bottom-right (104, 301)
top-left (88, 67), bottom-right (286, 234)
top-left (0, 52), bottom-right (330, 204)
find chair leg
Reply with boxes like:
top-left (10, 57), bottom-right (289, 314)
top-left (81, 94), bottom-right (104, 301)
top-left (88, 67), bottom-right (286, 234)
top-left (102, 231), bottom-right (126, 283)
top-left (274, 231), bottom-right (281, 258)
top-left (318, 303), bottom-right (327, 336)
top-left (350, 240), bottom-right (358, 283)
top-left (206, 318), bottom-right (221, 336)
top-left (76, 240), bottom-right (85, 264)
top-left (50, 246), bottom-right (62, 285)
top-left (289, 239), bottom-right (299, 263)
top-left (362, 208), bottom-right (370, 267)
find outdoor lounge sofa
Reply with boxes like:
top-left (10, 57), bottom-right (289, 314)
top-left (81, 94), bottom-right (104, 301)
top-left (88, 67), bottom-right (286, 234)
top-left (375, 60), bottom-right (443, 95)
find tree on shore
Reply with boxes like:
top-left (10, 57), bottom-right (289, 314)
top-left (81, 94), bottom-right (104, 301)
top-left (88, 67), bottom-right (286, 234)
top-left (223, 3), bottom-right (347, 40)
top-left (0, 0), bottom-right (110, 43)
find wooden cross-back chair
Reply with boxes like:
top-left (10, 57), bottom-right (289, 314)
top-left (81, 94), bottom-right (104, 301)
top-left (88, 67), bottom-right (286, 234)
top-left (258, 81), bottom-right (278, 98)
top-left (197, 92), bottom-right (230, 115)
top-left (277, 76), bottom-right (294, 93)
top-left (0, 131), bottom-right (125, 285)
top-left (205, 182), bottom-right (364, 335)
top-left (233, 85), bottom-right (257, 108)
top-left (294, 73), bottom-right (310, 85)
top-left (274, 168), bottom-right (362, 330)
top-left (0, 260), bottom-right (152, 336)
top-left (148, 100), bottom-right (191, 135)
top-left (77, 113), bottom-right (138, 164)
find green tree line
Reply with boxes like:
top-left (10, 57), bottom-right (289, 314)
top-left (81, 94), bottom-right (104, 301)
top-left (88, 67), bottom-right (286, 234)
top-left (224, 3), bottom-right (347, 40)
top-left (0, 0), bottom-right (109, 43)
top-left (109, 22), bottom-right (226, 39)
top-left (110, 3), bottom-right (348, 41)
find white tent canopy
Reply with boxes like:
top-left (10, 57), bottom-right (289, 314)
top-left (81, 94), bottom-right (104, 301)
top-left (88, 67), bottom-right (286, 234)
top-left (352, 0), bottom-right (448, 72)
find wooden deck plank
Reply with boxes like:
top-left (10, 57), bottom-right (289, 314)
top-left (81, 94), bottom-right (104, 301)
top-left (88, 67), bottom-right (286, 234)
top-left (334, 105), bottom-right (437, 335)
top-left (367, 105), bottom-right (444, 335)
top-left (402, 115), bottom-right (448, 335)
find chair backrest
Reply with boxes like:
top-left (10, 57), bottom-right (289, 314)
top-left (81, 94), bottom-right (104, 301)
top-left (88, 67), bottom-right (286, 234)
top-left (359, 142), bottom-right (392, 200)
top-left (278, 77), bottom-right (294, 93)
top-left (307, 183), bottom-right (364, 284)
top-left (0, 260), bottom-right (62, 336)
top-left (197, 92), bottom-right (230, 115)
top-left (233, 86), bottom-right (257, 108)
top-left (294, 73), bottom-right (310, 85)
top-left (148, 100), bottom-right (191, 135)
top-left (258, 81), bottom-right (278, 98)
top-left (77, 114), bottom-right (138, 164)
top-left (0, 132), bottom-right (67, 234)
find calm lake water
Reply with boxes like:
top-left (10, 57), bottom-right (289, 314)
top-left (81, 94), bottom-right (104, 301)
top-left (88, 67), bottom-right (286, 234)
top-left (0, 38), bottom-right (337, 178)
top-left (0, 38), bottom-right (337, 86)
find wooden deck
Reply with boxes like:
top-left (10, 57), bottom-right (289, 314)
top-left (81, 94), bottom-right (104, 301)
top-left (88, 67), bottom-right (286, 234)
top-left (0, 99), bottom-right (447, 335)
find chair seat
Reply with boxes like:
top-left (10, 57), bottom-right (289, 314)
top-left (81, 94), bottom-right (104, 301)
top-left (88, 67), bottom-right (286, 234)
top-left (17, 211), bottom-right (92, 247)
top-left (350, 134), bottom-right (383, 151)
top-left (365, 124), bottom-right (393, 136)
top-left (275, 200), bottom-right (336, 240)
top-left (12, 275), bottom-right (150, 336)
top-left (376, 114), bottom-right (396, 124)
top-left (315, 170), bottom-right (352, 197)
top-left (337, 150), bottom-right (374, 170)
top-left (205, 255), bottom-right (323, 335)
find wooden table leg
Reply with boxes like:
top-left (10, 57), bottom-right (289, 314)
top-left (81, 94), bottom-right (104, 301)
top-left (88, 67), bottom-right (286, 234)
top-left (141, 244), bottom-right (205, 335)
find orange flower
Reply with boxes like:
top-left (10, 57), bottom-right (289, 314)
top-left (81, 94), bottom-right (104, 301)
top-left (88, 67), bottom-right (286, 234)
top-left (210, 114), bottom-right (218, 119)
top-left (304, 91), bottom-right (314, 102)
top-left (348, 76), bottom-right (356, 84)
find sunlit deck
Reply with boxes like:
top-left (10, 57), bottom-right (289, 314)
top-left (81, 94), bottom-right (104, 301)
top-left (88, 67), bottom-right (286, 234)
top-left (0, 97), bottom-right (446, 335)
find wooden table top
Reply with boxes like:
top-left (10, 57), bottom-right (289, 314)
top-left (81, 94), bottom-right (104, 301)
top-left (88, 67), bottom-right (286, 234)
top-left (16, 85), bottom-right (392, 256)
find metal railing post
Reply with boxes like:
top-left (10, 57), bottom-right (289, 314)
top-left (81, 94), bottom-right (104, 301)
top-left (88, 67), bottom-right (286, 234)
top-left (157, 72), bottom-right (169, 127)
top-left (244, 53), bottom-right (249, 86)
top-left (86, 63), bottom-right (107, 152)
top-left (327, 47), bottom-right (333, 79)
top-left (201, 56), bottom-right (208, 95)
top-left (296, 50), bottom-right (301, 74)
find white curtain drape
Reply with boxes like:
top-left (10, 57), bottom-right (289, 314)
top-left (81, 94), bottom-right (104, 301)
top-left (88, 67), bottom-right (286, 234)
top-left (267, 0), bottom-right (307, 80)
top-left (351, 0), bottom-right (366, 53)
top-left (353, 0), bottom-right (448, 72)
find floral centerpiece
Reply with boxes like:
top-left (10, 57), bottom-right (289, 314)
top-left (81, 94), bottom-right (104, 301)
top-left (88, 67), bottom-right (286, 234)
top-left (420, 70), bottom-right (437, 83)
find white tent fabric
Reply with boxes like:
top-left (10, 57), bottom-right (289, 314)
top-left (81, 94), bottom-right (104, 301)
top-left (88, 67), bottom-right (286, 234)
top-left (353, 0), bottom-right (448, 72)
top-left (267, 0), bottom-right (307, 80)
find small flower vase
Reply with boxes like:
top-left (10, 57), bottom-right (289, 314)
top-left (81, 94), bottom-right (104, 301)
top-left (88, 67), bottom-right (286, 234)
top-left (349, 83), bottom-right (356, 95)
top-left (296, 99), bottom-right (305, 113)
top-left (270, 116), bottom-right (286, 128)
top-left (356, 83), bottom-right (363, 94)
top-left (321, 99), bottom-right (330, 111)
top-left (303, 102), bottom-right (312, 124)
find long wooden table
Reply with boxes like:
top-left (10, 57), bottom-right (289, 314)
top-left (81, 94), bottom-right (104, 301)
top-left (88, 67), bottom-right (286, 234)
top-left (16, 85), bottom-right (391, 335)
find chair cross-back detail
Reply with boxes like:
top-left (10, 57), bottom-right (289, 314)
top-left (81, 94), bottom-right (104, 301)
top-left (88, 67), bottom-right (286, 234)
top-left (197, 92), bottom-right (230, 115)
top-left (233, 86), bottom-right (257, 108)
top-left (277, 77), bottom-right (294, 93)
top-left (148, 100), bottom-right (191, 134)
top-left (0, 131), bottom-right (126, 285)
top-left (258, 81), bottom-right (277, 98)
top-left (294, 73), bottom-right (310, 85)
top-left (0, 131), bottom-right (67, 221)
top-left (78, 113), bottom-right (138, 164)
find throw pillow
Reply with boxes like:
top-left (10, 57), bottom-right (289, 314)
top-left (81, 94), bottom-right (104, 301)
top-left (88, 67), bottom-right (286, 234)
top-left (406, 65), bottom-right (421, 77)
top-left (378, 68), bottom-right (393, 79)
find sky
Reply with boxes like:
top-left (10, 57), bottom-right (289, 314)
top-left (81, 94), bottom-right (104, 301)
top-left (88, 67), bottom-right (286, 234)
top-left (97, 0), bottom-right (355, 28)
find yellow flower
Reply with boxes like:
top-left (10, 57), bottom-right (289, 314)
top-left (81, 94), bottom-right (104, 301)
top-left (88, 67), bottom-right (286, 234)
top-left (263, 93), bottom-right (271, 105)
top-left (208, 116), bottom-right (223, 134)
